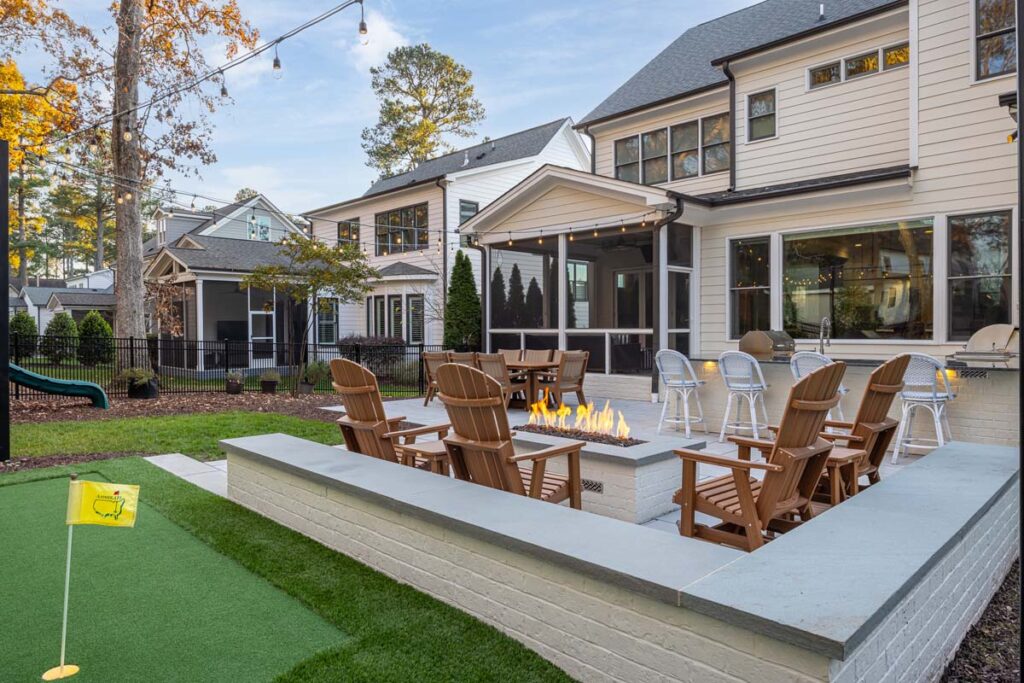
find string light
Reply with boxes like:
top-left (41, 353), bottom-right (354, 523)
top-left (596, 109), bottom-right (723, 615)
top-left (124, 191), bottom-right (133, 201)
top-left (219, 71), bottom-right (229, 98)
top-left (122, 130), bottom-right (132, 142)
top-left (272, 43), bottom-right (283, 79)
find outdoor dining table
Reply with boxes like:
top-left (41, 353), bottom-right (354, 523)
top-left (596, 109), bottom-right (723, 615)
top-left (506, 359), bottom-right (559, 409)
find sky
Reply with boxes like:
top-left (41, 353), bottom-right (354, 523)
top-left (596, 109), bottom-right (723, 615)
top-left (20, 0), bottom-right (762, 214)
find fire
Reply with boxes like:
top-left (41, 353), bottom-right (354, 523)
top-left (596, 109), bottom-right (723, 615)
top-left (527, 391), bottom-right (631, 441)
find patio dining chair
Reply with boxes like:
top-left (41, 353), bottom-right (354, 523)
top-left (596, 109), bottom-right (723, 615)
top-left (329, 359), bottom-right (451, 473)
top-left (422, 351), bottom-right (449, 406)
top-left (717, 351), bottom-right (769, 442)
top-left (436, 363), bottom-right (584, 509)
top-left (890, 353), bottom-right (955, 463)
top-left (655, 349), bottom-right (705, 437)
top-left (522, 349), bottom-right (553, 363)
top-left (537, 350), bottom-right (588, 407)
top-left (674, 362), bottom-right (846, 552)
top-left (498, 348), bottom-right (523, 363)
top-left (476, 353), bottom-right (529, 407)
top-left (447, 351), bottom-right (478, 366)
top-left (790, 351), bottom-right (849, 422)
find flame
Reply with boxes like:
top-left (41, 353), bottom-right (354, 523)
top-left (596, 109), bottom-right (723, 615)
top-left (527, 390), bottom-right (631, 441)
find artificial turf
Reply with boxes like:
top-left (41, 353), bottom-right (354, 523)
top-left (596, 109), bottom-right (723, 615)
top-left (0, 459), bottom-right (571, 682)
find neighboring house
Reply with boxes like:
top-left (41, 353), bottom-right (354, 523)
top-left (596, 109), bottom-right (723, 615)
top-left (46, 289), bottom-right (116, 326)
top-left (460, 0), bottom-right (1017, 390)
top-left (9, 284), bottom-right (25, 318)
top-left (18, 286), bottom-right (113, 331)
top-left (303, 118), bottom-right (590, 346)
top-left (66, 269), bottom-right (115, 290)
top-left (144, 193), bottom-right (310, 371)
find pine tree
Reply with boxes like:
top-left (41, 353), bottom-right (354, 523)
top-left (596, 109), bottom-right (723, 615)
top-left (41, 311), bottom-right (78, 365)
top-left (77, 310), bottom-right (114, 366)
top-left (525, 277), bottom-right (544, 328)
top-left (507, 263), bottom-right (526, 328)
top-left (443, 250), bottom-right (481, 349)
top-left (489, 266), bottom-right (507, 328)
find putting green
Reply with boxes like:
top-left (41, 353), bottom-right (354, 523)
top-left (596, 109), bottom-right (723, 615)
top-left (0, 476), bottom-right (346, 682)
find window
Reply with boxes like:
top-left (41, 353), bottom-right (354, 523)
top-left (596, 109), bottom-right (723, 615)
top-left (374, 203), bottom-right (428, 256)
top-left (374, 296), bottom-right (386, 337)
top-left (388, 295), bottom-right (403, 339)
top-left (747, 89), bottom-right (776, 141)
top-left (782, 220), bottom-right (934, 340)
top-left (809, 62), bottom-right (841, 89)
top-left (701, 113), bottom-right (730, 174)
top-left (317, 299), bottom-right (338, 344)
top-left (949, 211), bottom-right (1012, 340)
top-left (641, 129), bottom-right (668, 184)
top-left (845, 51), bottom-right (879, 79)
top-left (337, 218), bottom-right (359, 246)
top-left (566, 261), bottom-right (589, 302)
top-left (883, 43), bottom-right (910, 70)
top-left (406, 295), bottom-right (425, 344)
top-left (459, 200), bottom-right (479, 225)
top-left (670, 122), bottom-right (698, 179)
top-left (729, 237), bottom-right (771, 338)
top-left (614, 136), bottom-right (640, 183)
top-left (976, 0), bottom-right (1016, 80)
top-left (248, 215), bottom-right (271, 241)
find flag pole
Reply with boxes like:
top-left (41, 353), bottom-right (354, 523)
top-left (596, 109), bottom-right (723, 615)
top-left (42, 474), bottom-right (80, 681)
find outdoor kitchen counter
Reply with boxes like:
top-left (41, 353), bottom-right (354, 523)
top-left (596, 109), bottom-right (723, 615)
top-left (689, 354), bottom-right (1020, 371)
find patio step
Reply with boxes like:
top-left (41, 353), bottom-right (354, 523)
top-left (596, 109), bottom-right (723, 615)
top-left (145, 454), bottom-right (227, 497)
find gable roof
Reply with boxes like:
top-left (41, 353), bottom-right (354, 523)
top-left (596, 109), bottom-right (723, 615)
top-left (357, 118), bottom-right (571, 200)
top-left (578, 0), bottom-right (904, 127)
top-left (161, 234), bottom-right (293, 273)
top-left (377, 262), bottom-right (437, 278)
top-left (22, 286), bottom-right (111, 304)
top-left (47, 290), bottom-right (116, 309)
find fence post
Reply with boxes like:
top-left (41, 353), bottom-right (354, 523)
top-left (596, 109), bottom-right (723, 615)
top-left (11, 332), bottom-right (19, 400)
top-left (355, 344), bottom-right (361, 367)
top-left (417, 343), bottom-right (425, 395)
top-left (129, 335), bottom-right (136, 368)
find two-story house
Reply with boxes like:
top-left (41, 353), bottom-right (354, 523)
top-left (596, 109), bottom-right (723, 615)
top-left (460, 0), bottom-right (1017, 399)
top-left (303, 118), bottom-right (590, 346)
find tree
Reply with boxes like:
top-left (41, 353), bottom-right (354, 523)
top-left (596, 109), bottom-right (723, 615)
top-left (41, 311), bottom-right (77, 365)
top-left (77, 310), bottom-right (114, 366)
top-left (525, 277), bottom-right (543, 328)
top-left (9, 311), bottom-right (38, 358)
top-left (507, 263), bottom-right (525, 328)
top-left (361, 44), bottom-right (485, 177)
top-left (489, 265), bottom-right (507, 329)
top-left (234, 187), bottom-right (258, 202)
top-left (242, 234), bottom-right (377, 394)
top-left (443, 250), bottom-right (481, 349)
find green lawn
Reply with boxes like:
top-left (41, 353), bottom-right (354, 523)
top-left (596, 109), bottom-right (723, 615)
top-left (0, 460), bottom-right (570, 682)
top-left (12, 411), bottom-right (342, 460)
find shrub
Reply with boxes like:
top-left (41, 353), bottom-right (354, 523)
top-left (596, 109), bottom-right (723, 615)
top-left (444, 250), bottom-right (481, 349)
top-left (77, 311), bottom-right (114, 366)
top-left (260, 369), bottom-right (281, 382)
top-left (226, 370), bottom-right (244, 382)
top-left (116, 366), bottom-right (156, 386)
top-left (303, 360), bottom-right (330, 385)
top-left (41, 312), bottom-right (78, 365)
top-left (9, 312), bottom-right (37, 359)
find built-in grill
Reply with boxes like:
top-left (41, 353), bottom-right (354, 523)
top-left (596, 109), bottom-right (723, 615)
top-left (951, 324), bottom-right (1019, 362)
top-left (738, 330), bottom-right (796, 361)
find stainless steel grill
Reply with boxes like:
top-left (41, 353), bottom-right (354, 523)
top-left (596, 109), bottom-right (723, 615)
top-left (738, 330), bottom-right (796, 361)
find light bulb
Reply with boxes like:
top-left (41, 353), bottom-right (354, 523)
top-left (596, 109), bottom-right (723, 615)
top-left (116, 195), bottom-right (124, 205)
top-left (124, 191), bottom-right (133, 200)
top-left (88, 143), bottom-right (98, 154)
top-left (272, 55), bottom-right (282, 79)
top-left (220, 83), bottom-right (228, 97)
top-left (122, 131), bottom-right (132, 142)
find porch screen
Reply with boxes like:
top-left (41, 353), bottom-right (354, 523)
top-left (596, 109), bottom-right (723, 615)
top-left (490, 239), bottom-right (558, 330)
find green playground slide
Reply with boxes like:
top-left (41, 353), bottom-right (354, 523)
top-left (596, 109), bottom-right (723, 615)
top-left (9, 363), bottom-right (110, 409)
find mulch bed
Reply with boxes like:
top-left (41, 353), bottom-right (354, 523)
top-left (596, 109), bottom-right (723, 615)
top-left (0, 451), bottom-right (138, 474)
top-left (10, 392), bottom-right (345, 425)
top-left (943, 560), bottom-right (1020, 682)
top-left (512, 423), bottom-right (646, 447)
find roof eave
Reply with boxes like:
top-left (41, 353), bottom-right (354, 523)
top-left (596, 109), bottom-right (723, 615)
top-left (575, 82), bottom-right (728, 130)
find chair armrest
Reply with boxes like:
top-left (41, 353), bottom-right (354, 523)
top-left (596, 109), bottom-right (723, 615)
top-left (820, 432), bottom-right (865, 444)
top-left (386, 416), bottom-right (407, 426)
top-left (675, 448), bottom-right (783, 472)
top-left (824, 419), bottom-right (855, 430)
top-left (384, 423), bottom-right (450, 441)
top-left (508, 441), bottom-right (585, 463)
top-left (727, 435), bottom-right (776, 453)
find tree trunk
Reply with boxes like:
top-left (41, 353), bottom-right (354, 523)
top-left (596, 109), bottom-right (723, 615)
top-left (94, 198), bottom-right (104, 270)
top-left (17, 162), bottom-right (26, 282)
top-left (112, 0), bottom-right (146, 345)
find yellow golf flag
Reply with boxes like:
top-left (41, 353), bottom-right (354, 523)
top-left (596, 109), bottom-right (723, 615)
top-left (65, 480), bottom-right (140, 528)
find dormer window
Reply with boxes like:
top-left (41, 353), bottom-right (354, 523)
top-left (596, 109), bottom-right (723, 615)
top-left (248, 216), bottom-right (271, 241)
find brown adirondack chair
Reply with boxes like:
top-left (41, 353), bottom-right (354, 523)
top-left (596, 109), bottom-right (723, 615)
top-left (818, 354), bottom-right (910, 496)
top-left (476, 353), bottom-right (529, 407)
top-left (422, 351), bottom-right (448, 406)
top-left (674, 362), bottom-right (846, 552)
top-left (447, 351), bottom-right (478, 366)
top-left (537, 350), bottom-right (589, 406)
top-left (436, 363), bottom-right (584, 509)
top-left (330, 359), bottom-right (451, 472)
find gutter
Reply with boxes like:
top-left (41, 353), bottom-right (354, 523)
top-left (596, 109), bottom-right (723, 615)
top-left (722, 61), bottom-right (737, 192)
top-left (650, 196), bottom-right (684, 399)
top-left (436, 178), bottom-right (449, 310)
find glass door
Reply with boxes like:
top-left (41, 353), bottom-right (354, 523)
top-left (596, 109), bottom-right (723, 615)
top-left (248, 287), bottom-right (276, 365)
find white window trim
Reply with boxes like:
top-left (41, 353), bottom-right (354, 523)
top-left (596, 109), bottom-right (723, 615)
top-left (743, 86), bottom-right (779, 144)
top-left (969, 0), bottom-right (1018, 85)
top-left (725, 232), bottom-right (773, 342)
top-left (805, 42), bottom-right (910, 93)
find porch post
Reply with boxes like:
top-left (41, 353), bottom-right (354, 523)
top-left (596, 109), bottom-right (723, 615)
top-left (557, 234), bottom-right (567, 350)
top-left (196, 278), bottom-right (205, 371)
top-left (652, 224), bottom-right (665, 403)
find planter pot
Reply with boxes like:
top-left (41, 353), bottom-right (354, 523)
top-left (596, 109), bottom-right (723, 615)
top-left (297, 382), bottom-right (315, 395)
top-left (127, 378), bottom-right (160, 400)
top-left (260, 380), bottom-right (278, 394)
top-left (226, 380), bottom-right (243, 395)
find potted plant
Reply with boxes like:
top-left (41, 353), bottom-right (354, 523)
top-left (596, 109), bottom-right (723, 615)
top-left (260, 369), bottom-right (280, 394)
top-left (225, 370), bottom-right (244, 395)
top-left (298, 361), bottom-right (329, 394)
top-left (118, 367), bottom-right (159, 399)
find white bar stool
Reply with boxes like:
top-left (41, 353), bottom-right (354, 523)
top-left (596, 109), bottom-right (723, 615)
top-left (717, 351), bottom-right (769, 442)
top-left (655, 349), bottom-right (706, 437)
top-left (790, 351), bottom-right (848, 421)
top-left (891, 353), bottom-right (955, 463)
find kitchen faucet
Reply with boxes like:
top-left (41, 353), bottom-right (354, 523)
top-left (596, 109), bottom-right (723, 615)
top-left (819, 317), bottom-right (832, 355)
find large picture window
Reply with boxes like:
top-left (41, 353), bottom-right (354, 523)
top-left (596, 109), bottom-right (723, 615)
top-left (949, 211), bottom-right (1012, 340)
top-left (729, 237), bottom-right (771, 338)
top-left (975, 0), bottom-right (1016, 80)
top-left (782, 220), bottom-right (934, 340)
top-left (374, 203), bottom-right (428, 256)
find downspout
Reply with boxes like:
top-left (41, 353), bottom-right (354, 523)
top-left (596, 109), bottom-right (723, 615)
top-left (436, 178), bottom-right (449, 312)
top-left (722, 60), bottom-right (737, 192)
top-left (650, 196), bottom-right (685, 400)
top-left (581, 126), bottom-right (597, 174)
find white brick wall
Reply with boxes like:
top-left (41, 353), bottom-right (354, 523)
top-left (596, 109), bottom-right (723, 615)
top-left (227, 452), bottom-right (833, 683)
top-left (829, 482), bottom-right (1019, 683)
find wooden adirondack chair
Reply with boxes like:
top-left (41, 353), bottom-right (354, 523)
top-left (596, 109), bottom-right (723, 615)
top-left (422, 351), bottom-right (448, 406)
top-left (330, 359), bottom-right (451, 472)
top-left (436, 362), bottom-right (584, 508)
top-left (674, 362), bottom-right (846, 552)
top-left (818, 354), bottom-right (909, 496)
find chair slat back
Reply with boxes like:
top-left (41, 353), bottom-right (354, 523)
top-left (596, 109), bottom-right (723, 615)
top-left (901, 353), bottom-right (952, 400)
top-left (436, 363), bottom-right (524, 495)
top-left (476, 353), bottom-right (511, 387)
top-left (718, 351), bottom-right (767, 391)
top-left (656, 349), bottom-right (699, 386)
top-left (523, 348), bottom-right (552, 363)
top-left (422, 352), bottom-right (448, 384)
top-left (757, 362), bottom-right (846, 524)
top-left (790, 351), bottom-right (830, 380)
top-left (850, 354), bottom-right (910, 471)
top-left (498, 348), bottom-right (522, 363)
top-left (448, 351), bottom-right (478, 367)
top-left (557, 350), bottom-right (588, 387)
top-left (329, 358), bottom-right (398, 461)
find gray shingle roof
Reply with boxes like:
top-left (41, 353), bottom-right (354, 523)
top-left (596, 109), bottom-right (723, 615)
top-left (48, 291), bottom-right (116, 308)
top-left (22, 286), bottom-right (112, 304)
top-left (578, 0), bottom-right (902, 126)
top-left (9, 297), bottom-right (25, 309)
top-left (360, 119), bottom-right (570, 199)
top-left (165, 235), bottom-right (292, 273)
top-left (377, 262), bottom-right (437, 278)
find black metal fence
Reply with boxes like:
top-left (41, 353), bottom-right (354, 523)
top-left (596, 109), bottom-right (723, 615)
top-left (8, 333), bottom-right (446, 400)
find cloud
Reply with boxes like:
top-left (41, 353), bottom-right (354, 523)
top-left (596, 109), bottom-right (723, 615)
top-left (206, 164), bottom-right (330, 212)
top-left (344, 10), bottom-right (409, 73)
